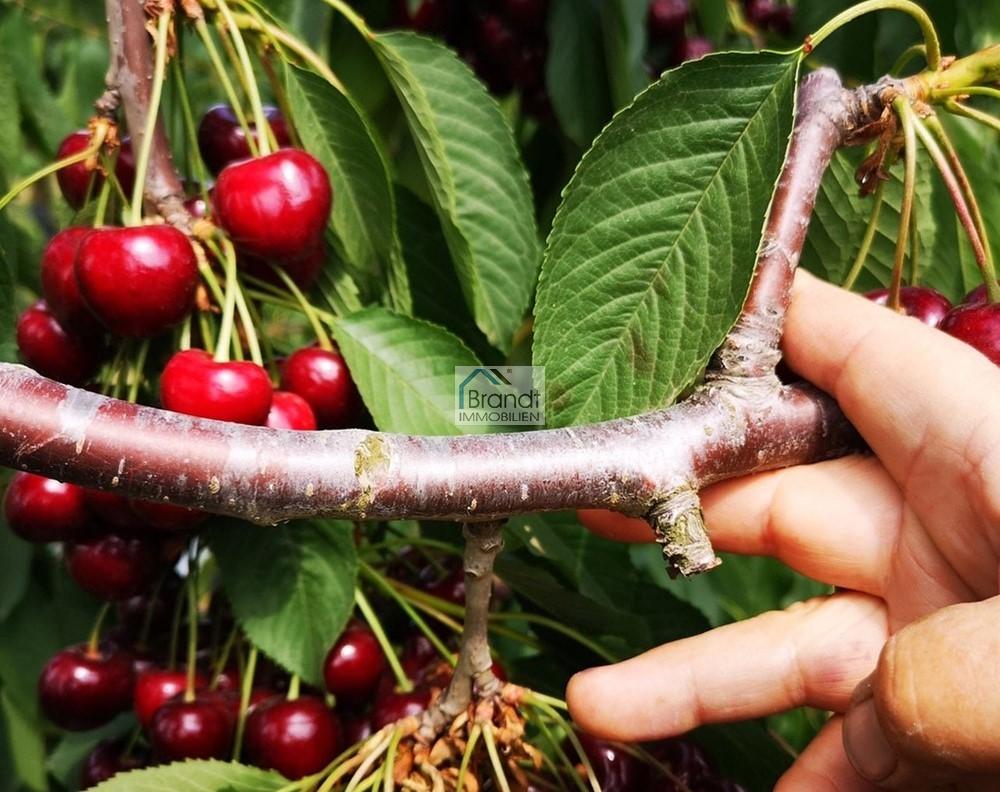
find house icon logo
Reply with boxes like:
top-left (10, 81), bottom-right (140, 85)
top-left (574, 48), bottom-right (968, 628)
top-left (454, 366), bottom-right (545, 427)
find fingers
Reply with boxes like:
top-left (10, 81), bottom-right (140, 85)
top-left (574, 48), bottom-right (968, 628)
top-left (775, 717), bottom-right (881, 792)
top-left (567, 592), bottom-right (886, 742)
top-left (580, 454), bottom-right (903, 593)
top-left (843, 596), bottom-right (1000, 789)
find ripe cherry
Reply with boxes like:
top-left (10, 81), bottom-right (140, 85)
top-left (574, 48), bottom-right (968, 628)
top-left (79, 740), bottom-right (143, 788)
top-left (266, 390), bottom-right (318, 430)
top-left (573, 732), bottom-right (645, 792)
top-left (280, 347), bottom-right (361, 429)
top-left (323, 622), bottom-right (387, 702)
top-left (134, 668), bottom-right (208, 728)
top-left (130, 498), bottom-right (207, 532)
top-left (371, 687), bottom-right (430, 729)
top-left (767, 4), bottom-right (795, 36)
top-left (744, 0), bottom-right (776, 26)
top-left (648, 737), bottom-right (711, 786)
top-left (65, 534), bottom-right (158, 601)
top-left (671, 36), bottom-right (714, 65)
top-left (85, 489), bottom-right (143, 534)
top-left (160, 349), bottom-right (273, 425)
top-left (16, 301), bottom-right (104, 385)
top-left (75, 225), bottom-right (199, 337)
top-left (40, 226), bottom-right (102, 334)
top-left (56, 131), bottom-right (135, 210)
top-left (865, 286), bottom-right (953, 327)
top-left (427, 567), bottom-right (466, 606)
top-left (499, 0), bottom-right (549, 32)
top-left (392, 0), bottom-right (450, 32)
top-left (476, 14), bottom-right (516, 64)
top-left (647, 0), bottom-right (690, 41)
top-left (149, 696), bottom-right (235, 761)
top-left (214, 149), bottom-right (332, 260)
top-left (940, 302), bottom-right (1000, 366)
top-left (197, 104), bottom-right (291, 175)
top-left (38, 645), bottom-right (134, 730)
top-left (963, 282), bottom-right (998, 305)
top-left (4, 472), bottom-right (89, 542)
top-left (401, 634), bottom-right (439, 679)
top-left (341, 712), bottom-right (373, 746)
top-left (245, 695), bottom-right (342, 780)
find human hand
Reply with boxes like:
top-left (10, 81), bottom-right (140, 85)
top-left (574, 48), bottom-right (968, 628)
top-left (569, 271), bottom-right (1000, 790)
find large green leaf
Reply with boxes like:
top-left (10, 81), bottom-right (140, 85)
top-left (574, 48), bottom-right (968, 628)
top-left (534, 52), bottom-right (800, 427)
top-left (334, 307), bottom-right (487, 435)
top-left (600, 0), bottom-right (648, 110)
top-left (0, 691), bottom-right (46, 792)
top-left (372, 32), bottom-right (540, 352)
top-left (90, 760), bottom-right (285, 792)
top-left (208, 520), bottom-right (358, 688)
top-left (286, 67), bottom-right (411, 313)
top-left (0, 528), bottom-right (31, 622)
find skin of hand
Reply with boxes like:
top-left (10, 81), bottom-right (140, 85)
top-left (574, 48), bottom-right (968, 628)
top-left (570, 271), bottom-right (1000, 791)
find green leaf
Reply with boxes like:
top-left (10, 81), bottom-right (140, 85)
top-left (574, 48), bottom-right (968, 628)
top-left (334, 306), bottom-right (487, 435)
top-left (0, 37), bottom-right (23, 184)
top-left (46, 714), bottom-right (133, 788)
top-left (0, 690), bottom-right (47, 791)
top-left (546, 0), bottom-right (612, 147)
top-left (0, 527), bottom-right (31, 622)
top-left (208, 520), bottom-right (358, 688)
top-left (535, 52), bottom-right (800, 427)
top-left (286, 66), bottom-right (411, 313)
top-left (372, 32), bottom-right (540, 352)
top-left (600, 0), bottom-right (649, 110)
top-left (89, 760), bottom-right (286, 792)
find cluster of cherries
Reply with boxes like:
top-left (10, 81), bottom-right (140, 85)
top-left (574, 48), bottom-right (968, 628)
top-left (866, 282), bottom-right (1000, 365)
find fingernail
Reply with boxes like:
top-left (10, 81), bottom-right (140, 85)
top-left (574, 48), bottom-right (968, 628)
top-left (844, 698), bottom-right (897, 782)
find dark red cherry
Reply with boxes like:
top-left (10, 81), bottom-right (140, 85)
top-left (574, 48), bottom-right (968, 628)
top-left (79, 740), bottom-right (143, 788)
top-left (767, 4), bottom-right (794, 36)
top-left (427, 567), bottom-right (466, 606)
top-left (75, 225), bottom-right (199, 337)
top-left (130, 498), bottom-right (206, 533)
top-left (115, 577), bottom-right (181, 641)
top-left (197, 104), bottom-right (291, 175)
top-left (85, 489), bottom-right (143, 534)
top-left (476, 14), bottom-right (516, 64)
top-left (573, 732), bottom-right (644, 792)
top-left (134, 668), bottom-right (207, 728)
top-left (214, 149), bottom-right (332, 260)
top-left (280, 347), bottom-right (361, 429)
top-left (323, 622), bottom-right (387, 702)
top-left (371, 688), bottom-right (430, 729)
top-left (65, 533), bottom-right (158, 601)
top-left (671, 36), bottom-right (714, 64)
top-left (38, 645), bottom-right (134, 730)
top-left (342, 712), bottom-right (374, 746)
top-left (744, 0), bottom-right (776, 26)
top-left (401, 634), bottom-right (439, 679)
top-left (245, 695), bottom-right (342, 780)
top-left (56, 131), bottom-right (135, 210)
top-left (647, 737), bottom-right (711, 785)
top-left (940, 302), bottom-right (1000, 366)
top-left (865, 286), bottom-right (953, 327)
top-left (509, 44), bottom-right (547, 90)
top-left (392, 0), bottom-right (450, 32)
top-left (647, 0), bottom-right (690, 41)
top-left (16, 300), bottom-right (104, 385)
top-left (266, 390), bottom-right (318, 430)
top-left (963, 281), bottom-right (998, 305)
top-left (500, 0), bottom-right (549, 31)
top-left (160, 349), bottom-right (273, 425)
top-left (40, 226), bottom-right (102, 334)
top-left (4, 472), bottom-right (89, 542)
top-left (149, 696), bottom-right (235, 761)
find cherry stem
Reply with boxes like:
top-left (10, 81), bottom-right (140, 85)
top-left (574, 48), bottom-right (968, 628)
top-left (268, 263), bottom-right (335, 350)
top-left (535, 703), bottom-right (601, 792)
top-left (355, 587), bottom-right (413, 693)
top-left (210, 624), bottom-right (239, 689)
top-left (86, 603), bottom-right (112, 656)
top-left (482, 724), bottom-right (512, 792)
top-left (243, 280), bottom-right (339, 326)
top-left (138, 576), bottom-right (166, 648)
top-left (167, 570), bottom-right (187, 670)
top-left (808, 0), bottom-right (941, 70)
top-left (129, 8), bottom-right (171, 226)
top-left (320, 0), bottom-right (372, 38)
top-left (233, 281), bottom-right (264, 366)
top-left (287, 675), bottom-right (301, 702)
top-left (889, 98), bottom-right (917, 312)
top-left (126, 340), bottom-right (149, 404)
top-left (184, 550), bottom-right (200, 701)
top-left (909, 188), bottom-right (921, 285)
top-left (945, 100), bottom-right (1000, 135)
top-left (455, 723), bottom-right (481, 792)
top-left (891, 43), bottom-right (927, 76)
top-left (194, 17), bottom-right (259, 155)
top-left (214, 0), bottom-right (272, 156)
top-left (214, 239), bottom-right (241, 362)
top-left (233, 644), bottom-right (258, 761)
top-left (92, 164), bottom-right (113, 226)
top-left (911, 114), bottom-right (1000, 302)
top-left (0, 130), bottom-right (106, 212)
top-left (842, 180), bottom-right (886, 290)
top-left (171, 54), bottom-right (209, 189)
top-left (933, 86), bottom-right (1000, 101)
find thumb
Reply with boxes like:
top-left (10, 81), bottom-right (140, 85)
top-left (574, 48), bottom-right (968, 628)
top-left (843, 596), bottom-right (1000, 789)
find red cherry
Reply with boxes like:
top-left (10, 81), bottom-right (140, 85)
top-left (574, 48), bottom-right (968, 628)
top-left (392, 0), bottom-right (450, 32)
top-left (65, 534), bottom-right (159, 601)
top-left (75, 226), bottom-right (199, 337)
top-left (371, 688), bottom-right (430, 729)
top-left (671, 36), bottom-right (714, 64)
top-left (214, 149), bottom-right (332, 260)
top-left (744, 0), bottom-right (776, 26)
top-left (341, 712), bottom-right (373, 746)
top-left (280, 347), bottom-right (361, 429)
top-left (323, 622), bottom-right (387, 702)
top-left (40, 226), bottom-right (102, 334)
top-left (963, 282), bottom-right (998, 305)
top-left (401, 634), bottom-right (439, 679)
top-left (940, 302), bottom-right (1000, 366)
top-left (160, 349), bottom-right (273, 425)
top-left (648, 0), bottom-right (690, 41)
top-left (197, 104), bottom-right (292, 175)
top-left (427, 567), bottom-right (466, 606)
top-left (115, 576), bottom-right (181, 641)
top-left (476, 14), bottom-right (516, 64)
top-left (56, 131), bottom-right (135, 210)
top-left (865, 286), bottom-right (953, 327)
top-left (16, 300), bottom-right (104, 385)
top-left (573, 732), bottom-right (645, 792)
top-left (38, 645), bottom-right (134, 730)
top-left (767, 4), bottom-right (795, 36)
top-left (149, 696), bottom-right (235, 761)
top-left (79, 740), bottom-right (143, 788)
top-left (4, 472), bottom-right (89, 542)
top-left (245, 695), bottom-right (342, 780)
top-left (500, 0), bottom-right (549, 31)
top-left (266, 390), bottom-right (318, 430)
top-left (130, 498), bottom-right (207, 532)
top-left (134, 668), bottom-right (207, 728)
top-left (85, 489), bottom-right (143, 534)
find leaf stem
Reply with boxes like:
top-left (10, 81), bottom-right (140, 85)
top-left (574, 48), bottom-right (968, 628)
top-left (130, 9), bottom-right (172, 226)
top-left (889, 98), bottom-right (918, 311)
top-left (355, 588), bottom-right (414, 693)
top-left (842, 181), bottom-right (886, 290)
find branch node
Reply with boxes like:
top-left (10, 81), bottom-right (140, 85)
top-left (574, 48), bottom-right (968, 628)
top-left (647, 487), bottom-right (720, 578)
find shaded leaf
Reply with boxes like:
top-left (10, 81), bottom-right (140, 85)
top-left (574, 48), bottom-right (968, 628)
top-left (90, 760), bottom-right (285, 792)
